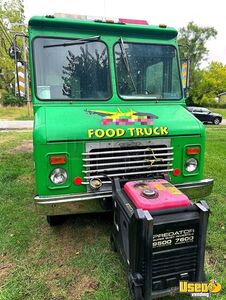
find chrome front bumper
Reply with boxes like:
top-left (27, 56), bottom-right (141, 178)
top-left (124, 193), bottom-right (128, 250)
top-left (34, 191), bottom-right (113, 215)
top-left (34, 178), bottom-right (214, 216)
top-left (175, 178), bottom-right (214, 200)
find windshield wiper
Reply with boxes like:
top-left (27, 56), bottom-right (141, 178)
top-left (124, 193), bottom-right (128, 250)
top-left (119, 37), bottom-right (137, 92)
top-left (43, 35), bottom-right (101, 48)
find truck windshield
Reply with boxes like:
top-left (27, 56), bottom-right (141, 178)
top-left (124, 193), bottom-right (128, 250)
top-left (114, 42), bottom-right (182, 100)
top-left (33, 37), bottom-right (111, 100)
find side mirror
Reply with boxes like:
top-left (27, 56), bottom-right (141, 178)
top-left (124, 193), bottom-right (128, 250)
top-left (181, 59), bottom-right (190, 97)
top-left (8, 43), bottom-right (21, 60)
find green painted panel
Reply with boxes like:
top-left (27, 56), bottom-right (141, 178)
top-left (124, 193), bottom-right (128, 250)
top-left (33, 105), bottom-right (203, 142)
top-left (29, 16), bottom-right (207, 199)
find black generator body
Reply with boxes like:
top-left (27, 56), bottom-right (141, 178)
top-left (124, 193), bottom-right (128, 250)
top-left (111, 178), bottom-right (209, 300)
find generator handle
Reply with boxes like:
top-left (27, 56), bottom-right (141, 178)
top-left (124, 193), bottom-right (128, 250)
top-left (195, 200), bottom-right (210, 281)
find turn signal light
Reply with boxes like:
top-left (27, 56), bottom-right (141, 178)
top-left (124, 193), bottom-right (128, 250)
top-left (49, 155), bottom-right (67, 165)
top-left (186, 147), bottom-right (200, 155)
top-left (159, 24), bottom-right (167, 28)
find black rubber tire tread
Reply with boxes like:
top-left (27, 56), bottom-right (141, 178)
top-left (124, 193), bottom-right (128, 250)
top-left (213, 117), bottom-right (220, 125)
top-left (46, 215), bottom-right (66, 226)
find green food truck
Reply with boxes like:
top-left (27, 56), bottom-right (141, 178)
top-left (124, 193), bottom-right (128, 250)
top-left (28, 15), bottom-right (213, 225)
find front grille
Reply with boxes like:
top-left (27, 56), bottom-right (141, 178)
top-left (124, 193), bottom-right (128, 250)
top-left (82, 139), bottom-right (173, 190)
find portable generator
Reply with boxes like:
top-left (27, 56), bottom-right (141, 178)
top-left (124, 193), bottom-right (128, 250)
top-left (111, 178), bottom-right (209, 300)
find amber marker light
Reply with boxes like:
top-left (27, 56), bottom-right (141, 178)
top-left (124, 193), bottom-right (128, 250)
top-left (49, 155), bottom-right (67, 165)
top-left (159, 24), bottom-right (167, 28)
top-left (173, 168), bottom-right (181, 176)
top-left (186, 147), bottom-right (200, 155)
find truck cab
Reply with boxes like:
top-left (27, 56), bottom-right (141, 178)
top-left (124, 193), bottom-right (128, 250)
top-left (28, 15), bottom-right (213, 224)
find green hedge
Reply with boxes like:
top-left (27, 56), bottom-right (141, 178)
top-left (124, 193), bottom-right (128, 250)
top-left (186, 95), bottom-right (226, 108)
top-left (0, 91), bottom-right (25, 107)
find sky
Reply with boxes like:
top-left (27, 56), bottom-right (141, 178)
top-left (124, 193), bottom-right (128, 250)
top-left (24, 0), bottom-right (226, 66)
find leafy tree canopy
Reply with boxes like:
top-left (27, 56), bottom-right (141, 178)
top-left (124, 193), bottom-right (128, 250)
top-left (178, 22), bottom-right (218, 102)
top-left (192, 62), bottom-right (226, 104)
top-left (178, 21), bottom-right (217, 70)
top-left (0, 0), bottom-right (25, 92)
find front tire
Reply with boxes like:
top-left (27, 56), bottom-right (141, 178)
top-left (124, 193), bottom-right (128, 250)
top-left (47, 215), bottom-right (66, 226)
top-left (213, 117), bottom-right (220, 125)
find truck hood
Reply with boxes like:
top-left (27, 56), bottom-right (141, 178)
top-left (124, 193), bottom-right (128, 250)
top-left (34, 105), bottom-right (203, 143)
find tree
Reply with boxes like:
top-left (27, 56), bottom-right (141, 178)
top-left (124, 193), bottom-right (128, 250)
top-left (193, 62), bottom-right (226, 104)
top-left (0, 0), bottom-right (25, 92)
top-left (178, 22), bottom-right (217, 101)
top-left (62, 45), bottom-right (109, 98)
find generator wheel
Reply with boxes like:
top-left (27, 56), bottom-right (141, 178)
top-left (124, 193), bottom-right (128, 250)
top-left (131, 285), bottom-right (143, 300)
top-left (110, 233), bottom-right (117, 252)
top-left (128, 276), bottom-right (143, 300)
top-left (47, 215), bottom-right (66, 226)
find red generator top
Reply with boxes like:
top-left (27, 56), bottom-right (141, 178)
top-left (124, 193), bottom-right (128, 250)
top-left (124, 179), bottom-right (190, 211)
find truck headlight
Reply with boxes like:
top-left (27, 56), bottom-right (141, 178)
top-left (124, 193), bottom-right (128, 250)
top-left (50, 168), bottom-right (67, 185)
top-left (185, 158), bottom-right (198, 173)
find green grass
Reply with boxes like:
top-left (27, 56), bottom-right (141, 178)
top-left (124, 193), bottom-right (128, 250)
top-left (209, 107), bottom-right (226, 119)
top-left (203, 126), bottom-right (226, 290)
top-left (0, 106), bottom-right (33, 120)
top-left (0, 130), bottom-right (225, 300)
